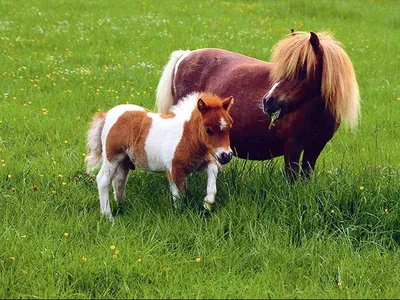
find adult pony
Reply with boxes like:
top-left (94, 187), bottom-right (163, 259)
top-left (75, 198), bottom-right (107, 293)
top-left (156, 31), bottom-right (360, 180)
top-left (86, 93), bottom-right (233, 219)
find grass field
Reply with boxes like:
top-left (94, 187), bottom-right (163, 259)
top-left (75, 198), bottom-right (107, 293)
top-left (1, 0), bottom-right (399, 298)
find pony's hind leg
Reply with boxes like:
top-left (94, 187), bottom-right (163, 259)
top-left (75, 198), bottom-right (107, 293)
top-left (96, 159), bottom-right (119, 219)
top-left (112, 158), bottom-right (131, 202)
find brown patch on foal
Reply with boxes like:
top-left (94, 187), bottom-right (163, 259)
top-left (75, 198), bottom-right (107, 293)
top-left (159, 113), bottom-right (176, 119)
top-left (106, 111), bottom-right (152, 168)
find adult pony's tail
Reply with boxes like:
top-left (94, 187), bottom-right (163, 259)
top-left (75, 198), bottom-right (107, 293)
top-left (85, 112), bottom-right (106, 173)
top-left (156, 50), bottom-right (191, 113)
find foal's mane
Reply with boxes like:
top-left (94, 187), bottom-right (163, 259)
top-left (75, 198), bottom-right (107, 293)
top-left (170, 92), bottom-right (226, 115)
top-left (170, 92), bottom-right (199, 119)
top-left (271, 31), bottom-right (360, 128)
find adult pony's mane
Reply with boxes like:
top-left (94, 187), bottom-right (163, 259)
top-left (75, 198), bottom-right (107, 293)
top-left (271, 31), bottom-right (360, 128)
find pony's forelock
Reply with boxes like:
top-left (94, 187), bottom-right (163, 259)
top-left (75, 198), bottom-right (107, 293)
top-left (271, 31), bottom-right (360, 128)
top-left (271, 31), bottom-right (319, 83)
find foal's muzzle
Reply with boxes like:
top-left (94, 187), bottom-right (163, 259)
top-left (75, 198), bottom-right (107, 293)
top-left (262, 96), bottom-right (287, 118)
top-left (217, 151), bottom-right (233, 165)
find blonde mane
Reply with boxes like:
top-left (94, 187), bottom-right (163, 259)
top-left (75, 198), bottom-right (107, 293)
top-left (271, 31), bottom-right (360, 128)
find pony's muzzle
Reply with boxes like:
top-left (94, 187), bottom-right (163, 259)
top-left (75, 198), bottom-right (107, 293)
top-left (262, 96), bottom-right (287, 118)
top-left (217, 151), bottom-right (233, 165)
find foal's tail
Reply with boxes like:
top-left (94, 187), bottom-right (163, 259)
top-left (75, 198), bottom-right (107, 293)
top-left (85, 112), bottom-right (106, 173)
top-left (156, 50), bottom-right (191, 114)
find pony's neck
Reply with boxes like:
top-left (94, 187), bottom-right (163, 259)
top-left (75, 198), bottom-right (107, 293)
top-left (182, 110), bottom-right (210, 162)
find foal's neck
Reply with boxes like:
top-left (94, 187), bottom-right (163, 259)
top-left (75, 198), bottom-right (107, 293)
top-left (181, 110), bottom-right (210, 159)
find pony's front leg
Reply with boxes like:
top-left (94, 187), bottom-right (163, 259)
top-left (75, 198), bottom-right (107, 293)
top-left (283, 141), bottom-right (302, 182)
top-left (203, 162), bottom-right (219, 211)
top-left (168, 167), bottom-right (186, 209)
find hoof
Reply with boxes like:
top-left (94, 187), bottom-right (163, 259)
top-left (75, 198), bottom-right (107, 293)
top-left (202, 201), bottom-right (213, 211)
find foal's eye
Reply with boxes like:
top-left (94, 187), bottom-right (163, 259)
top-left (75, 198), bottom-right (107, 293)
top-left (205, 127), bottom-right (214, 136)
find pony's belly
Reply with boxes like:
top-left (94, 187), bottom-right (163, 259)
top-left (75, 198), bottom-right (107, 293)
top-left (230, 134), bottom-right (284, 160)
top-left (232, 144), bottom-right (283, 160)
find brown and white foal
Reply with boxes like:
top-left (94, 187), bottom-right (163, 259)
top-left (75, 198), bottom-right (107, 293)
top-left (86, 93), bottom-right (234, 219)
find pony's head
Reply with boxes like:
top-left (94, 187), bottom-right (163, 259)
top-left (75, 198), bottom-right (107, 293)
top-left (197, 94), bottom-right (234, 165)
top-left (262, 31), bottom-right (360, 128)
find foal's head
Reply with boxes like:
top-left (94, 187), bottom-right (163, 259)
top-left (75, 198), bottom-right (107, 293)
top-left (197, 94), bottom-right (234, 165)
top-left (262, 31), bottom-right (324, 119)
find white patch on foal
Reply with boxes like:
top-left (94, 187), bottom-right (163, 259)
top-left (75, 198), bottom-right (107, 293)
top-left (144, 93), bottom-right (199, 171)
top-left (220, 117), bottom-right (228, 130)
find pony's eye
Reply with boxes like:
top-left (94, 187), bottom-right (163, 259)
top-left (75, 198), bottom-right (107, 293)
top-left (205, 127), bottom-right (213, 135)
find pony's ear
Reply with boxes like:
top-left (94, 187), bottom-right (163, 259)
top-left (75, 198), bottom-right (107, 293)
top-left (309, 32), bottom-right (320, 52)
top-left (222, 96), bottom-right (234, 112)
top-left (197, 98), bottom-right (208, 114)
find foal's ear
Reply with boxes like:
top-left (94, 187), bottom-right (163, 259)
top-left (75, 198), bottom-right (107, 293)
top-left (309, 32), bottom-right (320, 52)
top-left (222, 96), bottom-right (234, 112)
top-left (197, 98), bottom-right (208, 114)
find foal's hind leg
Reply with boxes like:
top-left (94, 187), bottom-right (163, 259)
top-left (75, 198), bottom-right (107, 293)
top-left (97, 159), bottom-right (119, 219)
top-left (112, 162), bottom-right (130, 202)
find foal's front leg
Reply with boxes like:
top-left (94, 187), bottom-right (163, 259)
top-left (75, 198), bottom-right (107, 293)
top-left (168, 166), bottom-right (186, 209)
top-left (203, 162), bottom-right (219, 211)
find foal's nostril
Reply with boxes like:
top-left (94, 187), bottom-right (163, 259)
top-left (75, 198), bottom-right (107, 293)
top-left (219, 152), bottom-right (233, 165)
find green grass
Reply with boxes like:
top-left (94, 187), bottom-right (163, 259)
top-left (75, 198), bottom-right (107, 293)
top-left (1, 0), bottom-right (399, 298)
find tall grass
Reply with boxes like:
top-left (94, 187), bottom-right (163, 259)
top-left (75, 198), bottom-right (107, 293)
top-left (1, 0), bottom-right (399, 298)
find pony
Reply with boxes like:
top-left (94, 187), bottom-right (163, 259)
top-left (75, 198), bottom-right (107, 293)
top-left (155, 31), bottom-right (360, 181)
top-left (85, 93), bottom-right (234, 219)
